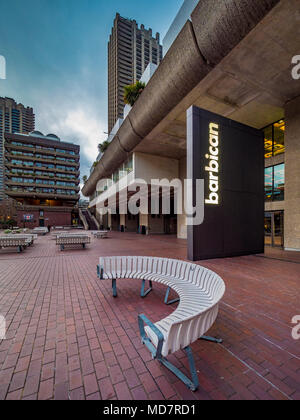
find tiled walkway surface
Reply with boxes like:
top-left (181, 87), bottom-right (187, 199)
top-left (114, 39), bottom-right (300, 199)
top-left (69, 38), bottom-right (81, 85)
top-left (0, 232), bottom-right (299, 400)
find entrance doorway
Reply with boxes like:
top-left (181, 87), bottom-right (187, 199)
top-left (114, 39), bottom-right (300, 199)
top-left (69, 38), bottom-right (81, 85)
top-left (126, 214), bottom-right (139, 233)
top-left (264, 211), bottom-right (284, 247)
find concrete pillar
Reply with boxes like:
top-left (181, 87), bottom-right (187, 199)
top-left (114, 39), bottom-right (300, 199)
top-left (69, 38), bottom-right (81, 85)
top-left (120, 214), bottom-right (126, 230)
top-left (177, 157), bottom-right (187, 239)
top-left (139, 213), bottom-right (148, 234)
top-left (284, 95), bottom-right (300, 251)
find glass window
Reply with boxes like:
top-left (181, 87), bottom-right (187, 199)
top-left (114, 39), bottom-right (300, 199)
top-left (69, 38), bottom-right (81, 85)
top-left (264, 125), bottom-right (273, 159)
top-left (264, 120), bottom-right (285, 158)
top-left (264, 167), bottom-right (273, 201)
top-left (113, 171), bottom-right (119, 183)
top-left (273, 163), bottom-right (285, 201)
top-left (124, 156), bottom-right (133, 174)
top-left (265, 164), bottom-right (285, 202)
top-left (273, 121), bottom-right (285, 156)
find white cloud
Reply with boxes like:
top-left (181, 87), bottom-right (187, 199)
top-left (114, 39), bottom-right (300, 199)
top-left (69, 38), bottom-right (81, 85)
top-left (33, 92), bottom-right (108, 198)
top-left (50, 107), bottom-right (106, 162)
top-left (35, 94), bottom-right (107, 176)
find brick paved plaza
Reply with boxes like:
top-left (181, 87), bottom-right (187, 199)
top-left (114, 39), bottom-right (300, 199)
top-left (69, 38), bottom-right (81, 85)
top-left (0, 232), bottom-right (299, 400)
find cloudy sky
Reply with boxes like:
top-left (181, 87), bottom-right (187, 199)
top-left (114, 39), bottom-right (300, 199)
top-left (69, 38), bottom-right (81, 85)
top-left (0, 0), bottom-right (183, 186)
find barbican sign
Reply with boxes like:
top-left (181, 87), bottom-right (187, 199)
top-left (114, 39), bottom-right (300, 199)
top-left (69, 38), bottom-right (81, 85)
top-left (187, 106), bottom-right (264, 261)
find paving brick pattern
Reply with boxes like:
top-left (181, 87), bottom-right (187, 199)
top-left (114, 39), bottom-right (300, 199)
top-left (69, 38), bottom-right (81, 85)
top-left (0, 232), bottom-right (299, 400)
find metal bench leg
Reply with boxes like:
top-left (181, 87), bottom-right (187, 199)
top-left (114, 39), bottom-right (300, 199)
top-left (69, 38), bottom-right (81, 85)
top-left (138, 314), bottom-right (199, 392)
top-left (200, 336), bottom-right (223, 344)
top-left (82, 243), bottom-right (86, 249)
top-left (60, 244), bottom-right (64, 251)
top-left (164, 287), bottom-right (180, 305)
top-left (140, 280), bottom-right (153, 298)
top-left (18, 246), bottom-right (22, 253)
top-left (158, 347), bottom-right (199, 392)
top-left (112, 279), bottom-right (117, 298)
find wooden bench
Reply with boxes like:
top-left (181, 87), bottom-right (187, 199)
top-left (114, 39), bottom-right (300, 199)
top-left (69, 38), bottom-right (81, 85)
top-left (56, 234), bottom-right (91, 251)
top-left (0, 236), bottom-right (28, 252)
top-left (97, 256), bottom-right (225, 391)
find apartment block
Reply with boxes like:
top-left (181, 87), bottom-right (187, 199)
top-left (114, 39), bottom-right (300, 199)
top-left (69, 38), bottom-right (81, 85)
top-left (0, 97), bottom-right (35, 199)
top-left (4, 130), bottom-right (80, 228)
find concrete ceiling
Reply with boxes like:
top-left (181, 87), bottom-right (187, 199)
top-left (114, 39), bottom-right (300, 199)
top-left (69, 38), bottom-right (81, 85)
top-left (135, 0), bottom-right (300, 160)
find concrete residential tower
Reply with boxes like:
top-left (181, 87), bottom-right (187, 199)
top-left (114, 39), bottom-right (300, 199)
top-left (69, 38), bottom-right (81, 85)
top-left (108, 13), bottom-right (163, 132)
top-left (4, 130), bottom-right (80, 228)
top-left (0, 97), bottom-right (35, 200)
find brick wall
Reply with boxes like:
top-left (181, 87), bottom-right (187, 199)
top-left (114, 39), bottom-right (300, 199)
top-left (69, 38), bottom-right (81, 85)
top-left (17, 210), bottom-right (72, 229)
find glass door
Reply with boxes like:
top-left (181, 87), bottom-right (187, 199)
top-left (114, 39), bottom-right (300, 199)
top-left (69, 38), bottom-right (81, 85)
top-left (264, 213), bottom-right (272, 246)
top-left (274, 211), bottom-right (284, 247)
top-left (264, 211), bottom-right (284, 247)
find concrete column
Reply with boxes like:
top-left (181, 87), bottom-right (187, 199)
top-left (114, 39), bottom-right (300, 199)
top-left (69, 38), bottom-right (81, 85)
top-left (284, 96), bottom-right (300, 251)
top-left (139, 213), bottom-right (148, 234)
top-left (120, 214), bottom-right (126, 229)
top-left (177, 157), bottom-right (187, 239)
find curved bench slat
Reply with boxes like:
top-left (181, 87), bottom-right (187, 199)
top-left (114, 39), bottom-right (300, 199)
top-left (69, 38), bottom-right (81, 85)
top-left (98, 256), bottom-right (225, 391)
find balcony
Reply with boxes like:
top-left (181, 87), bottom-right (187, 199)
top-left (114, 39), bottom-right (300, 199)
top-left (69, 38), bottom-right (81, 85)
top-left (5, 180), bottom-right (80, 193)
top-left (5, 152), bottom-right (80, 168)
top-left (5, 188), bottom-right (80, 201)
top-left (5, 142), bottom-right (79, 160)
top-left (5, 162), bottom-right (80, 177)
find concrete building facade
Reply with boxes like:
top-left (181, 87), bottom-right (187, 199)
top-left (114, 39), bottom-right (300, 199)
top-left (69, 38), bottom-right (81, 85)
top-left (4, 131), bottom-right (80, 229)
top-left (108, 13), bottom-right (163, 132)
top-left (84, 0), bottom-right (300, 255)
top-left (0, 97), bottom-right (35, 200)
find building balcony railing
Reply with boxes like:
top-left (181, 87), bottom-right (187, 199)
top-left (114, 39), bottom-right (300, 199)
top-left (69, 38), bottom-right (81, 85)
top-left (5, 142), bottom-right (79, 160)
top-left (5, 180), bottom-right (80, 192)
top-left (5, 153), bottom-right (80, 168)
top-left (5, 172), bottom-right (80, 185)
top-left (6, 189), bottom-right (80, 201)
top-left (5, 162), bottom-right (80, 177)
top-left (17, 204), bottom-right (77, 212)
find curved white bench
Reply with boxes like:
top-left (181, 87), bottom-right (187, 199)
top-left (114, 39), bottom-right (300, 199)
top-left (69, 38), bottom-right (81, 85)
top-left (97, 256), bottom-right (225, 391)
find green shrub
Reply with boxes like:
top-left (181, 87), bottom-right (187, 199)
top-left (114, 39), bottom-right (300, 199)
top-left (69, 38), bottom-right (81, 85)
top-left (124, 81), bottom-right (146, 107)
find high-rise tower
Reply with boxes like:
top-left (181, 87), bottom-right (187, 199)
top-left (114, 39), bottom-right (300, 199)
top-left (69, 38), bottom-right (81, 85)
top-left (108, 14), bottom-right (163, 132)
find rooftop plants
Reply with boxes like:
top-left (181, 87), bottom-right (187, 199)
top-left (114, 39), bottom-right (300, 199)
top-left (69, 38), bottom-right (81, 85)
top-left (98, 140), bottom-right (110, 154)
top-left (124, 81), bottom-right (146, 107)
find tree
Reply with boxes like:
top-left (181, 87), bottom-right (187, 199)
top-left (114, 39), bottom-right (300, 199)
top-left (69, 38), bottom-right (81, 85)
top-left (0, 199), bottom-right (17, 228)
top-left (82, 175), bottom-right (88, 184)
top-left (124, 81), bottom-right (146, 107)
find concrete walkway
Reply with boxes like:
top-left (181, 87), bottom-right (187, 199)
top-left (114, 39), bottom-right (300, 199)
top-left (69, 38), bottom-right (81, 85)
top-left (0, 232), bottom-right (299, 400)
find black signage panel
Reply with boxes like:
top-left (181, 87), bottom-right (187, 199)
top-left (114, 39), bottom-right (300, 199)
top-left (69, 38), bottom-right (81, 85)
top-left (187, 106), bottom-right (264, 261)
